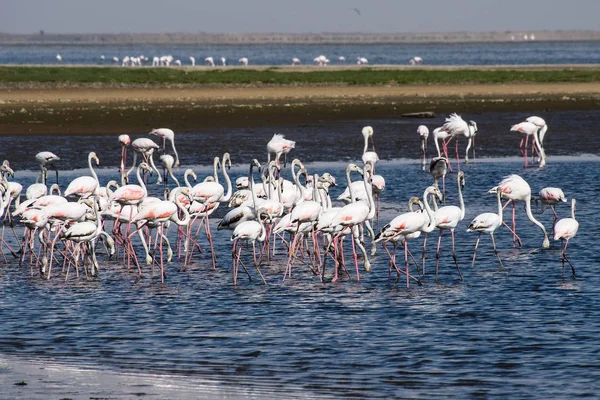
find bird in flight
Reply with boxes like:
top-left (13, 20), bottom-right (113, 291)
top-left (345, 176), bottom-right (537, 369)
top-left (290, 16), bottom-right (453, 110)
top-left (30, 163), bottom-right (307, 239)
top-left (353, 8), bottom-right (361, 16)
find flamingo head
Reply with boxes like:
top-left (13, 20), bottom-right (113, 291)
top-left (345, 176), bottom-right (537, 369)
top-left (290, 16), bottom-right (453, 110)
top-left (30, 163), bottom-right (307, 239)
top-left (222, 153), bottom-right (232, 170)
top-left (469, 121), bottom-right (478, 133)
top-left (408, 196), bottom-right (424, 212)
top-left (1, 160), bottom-right (14, 178)
top-left (139, 162), bottom-right (152, 173)
top-left (89, 152), bottom-right (100, 166)
top-left (458, 171), bottom-right (466, 188)
top-left (118, 134), bottom-right (131, 146)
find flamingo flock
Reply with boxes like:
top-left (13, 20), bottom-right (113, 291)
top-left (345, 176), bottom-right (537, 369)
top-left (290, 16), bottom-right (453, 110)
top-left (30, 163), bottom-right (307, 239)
top-left (0, 113), bottom-right (579, 288)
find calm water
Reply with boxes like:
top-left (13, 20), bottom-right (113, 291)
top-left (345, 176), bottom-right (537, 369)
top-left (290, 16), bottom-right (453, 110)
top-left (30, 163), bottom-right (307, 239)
top-left (2, 41), bottom-right (600, 66)
top-left (1, 110), bottom-right (600, 398)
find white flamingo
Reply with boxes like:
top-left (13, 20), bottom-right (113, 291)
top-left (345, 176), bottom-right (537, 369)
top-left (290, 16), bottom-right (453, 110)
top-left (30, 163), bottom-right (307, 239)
top-left (553, 198), bottom-right (578, 276)
top-left (417, 125), bottom-right (429, 171)
top-left (467, 186), bottom-right (505, 268)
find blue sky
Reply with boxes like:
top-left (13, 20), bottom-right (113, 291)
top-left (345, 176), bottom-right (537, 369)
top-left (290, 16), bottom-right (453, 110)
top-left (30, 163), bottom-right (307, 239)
top-left (2, 0), bottom-right (599, 34)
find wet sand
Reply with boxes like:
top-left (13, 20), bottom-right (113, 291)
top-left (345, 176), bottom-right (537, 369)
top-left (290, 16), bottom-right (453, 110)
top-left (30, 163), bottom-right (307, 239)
top-left (2, 82), bottom-right (600, 135)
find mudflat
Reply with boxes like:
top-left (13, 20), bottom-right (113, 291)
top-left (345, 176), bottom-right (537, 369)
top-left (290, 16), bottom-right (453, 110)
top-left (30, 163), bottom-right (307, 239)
top-left (1, 82), bottom-right (600, 135)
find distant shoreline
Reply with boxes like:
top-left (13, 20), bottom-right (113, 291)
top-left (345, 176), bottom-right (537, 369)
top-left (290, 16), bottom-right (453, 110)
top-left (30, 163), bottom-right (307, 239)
top-left (1, 30), bottom-right (600, 45)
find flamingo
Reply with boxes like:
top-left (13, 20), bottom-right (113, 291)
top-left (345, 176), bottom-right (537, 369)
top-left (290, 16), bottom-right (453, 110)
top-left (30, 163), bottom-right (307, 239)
top-left (149, 128), bottom-right (180, 167)
top-left (496, 174), bottom-right (550, 249)
top-left (64, 152), bottom-right (100, 199)
top-left (357, 57), bottom-right (368, 65)
top-left (527, 116), bottom-right (548, 150)
top-left (266, 134), bottom-right (296, 166)
top-left (510, 121), bottom-right (546, 168)
top-left (338, 56), bottom-right (346, 63)
top-left (538, 187), bottom-right (567, 229)
top-left (361, 126), bottom-right (378, 166)
top-left (553, 198), bottom-right (578, 276)
top-left (467, 186), bottom-right (505, 268)
top-left (429, 156), bottom-right (448, 203)
top-left (221, 57), bottom-right (226, 66)
top-left (330, 162), bottom-right (375, 280)
top-left (56, 54), bottom-right (62, 64)
top-left (159, 154), bottom-right (180, 188)
top-left (127, 138), bottom-right (162, 183)
top-left (441, 113), bottom-right (477, 170)
top-left (61, 197), bottom-right (109, 277)
top-left (231, 159), bottom-right (267, 285)
top-left (205, 57), bottom-right (215, 66)
top-left (432, 127), bottom-right (451, 161)
top-left (433, 171), bottom-right (466, 281)
top-left (35, 151), bottom-right (60, 185)
top-left (417, 125), bottom-right (429, 171)
top-left (377, 186), bottom-right (441, 287)
top-left (118, 134), bottom-right (131, 185)
top-left (292, 57), bottom-right (301, 65)
top-left (238, 57), bottom-right (248, 66)
top-left (189, 56), bottom-right (196, 66)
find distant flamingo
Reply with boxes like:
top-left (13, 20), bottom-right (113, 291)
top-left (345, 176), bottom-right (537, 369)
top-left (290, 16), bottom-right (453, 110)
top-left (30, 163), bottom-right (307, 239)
top-left (189, 56), bottom-right (196, 66)
top-left (357, 57), bottom-right (368, 65)
top-left (510, 121), bottom-right (546, 168)
top-left (496, 174), bottom-right (550, 249)
top-left (441, 113), bottom-right (477, 170)
top-left (467, 186), bottom-right (505, 268)
top-left (118, 134), bottom-right (131, 185)
top-left (338, 56), bottom-right (346, 63)
top-left (292, 57), bottom-right (301, 65)
top-left (526, 115), bottom-right (548, 151)
top-left (35, 151), bottom-right (60, 185)
top-left (56, 54), bottom-right (62, 64)
top-left (238, 57), bottom-right (249, 66)
top-left (149, 128), bottom-right (180, 167)
top-left (267, 133), bottom-right (296, 166)
top-left (205, 57), bottom-right (215, 66)
top-left (553, 198), bottom-right (578, 276)
top-left (417, 125), bottom-right (429, 171)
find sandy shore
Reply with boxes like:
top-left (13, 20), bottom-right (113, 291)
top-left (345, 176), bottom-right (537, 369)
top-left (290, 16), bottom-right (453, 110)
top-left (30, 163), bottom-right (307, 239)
top-left (2, 82), bottom-right (600, 135)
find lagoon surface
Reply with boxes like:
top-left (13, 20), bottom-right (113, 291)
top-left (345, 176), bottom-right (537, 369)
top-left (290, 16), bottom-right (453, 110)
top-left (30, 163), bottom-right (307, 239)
top-left (2, 41), bottom-right (600, 66)
top-left (1, 110), bottom-right (599, 398)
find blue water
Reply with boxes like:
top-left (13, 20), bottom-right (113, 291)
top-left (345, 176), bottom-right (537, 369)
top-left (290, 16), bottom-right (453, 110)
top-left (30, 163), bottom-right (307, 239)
top-left (2, 41), bottom-right (600, 66)
top-left (1, 110), bottom-right (600, 398)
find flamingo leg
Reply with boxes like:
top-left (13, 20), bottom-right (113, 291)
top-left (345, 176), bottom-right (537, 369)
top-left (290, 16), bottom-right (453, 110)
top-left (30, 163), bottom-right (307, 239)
top-left (561, 239), bottom-right (576, 277)
top-left (491, 233), bottom-right (504, 268)
top-left (471, 233), bottom-right (481, 269)
top-left (435, 230), bottom-right (443, 281)
top-left (451, 230), bottom-right (462, 280)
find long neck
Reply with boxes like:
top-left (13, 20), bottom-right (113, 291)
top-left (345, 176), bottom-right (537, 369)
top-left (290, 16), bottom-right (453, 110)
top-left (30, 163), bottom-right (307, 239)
top-left (126, 152), bottom-right (138, 178)
top-left (434, 133), bottom-right (442, 157)
top-left (465, 138), bottom-right (472, 163)
top-left (249, 163), bottom-right (258, 213)
top-left (457, 176), bottom-right (465, 220)
top-left (571, 199), bottom-right (576, 220)
top-left (293, 167), bottom-right (305, 204)
top-left (422, 189), bottom-right (436, 233)
top-left (363, 134), bottom-right (369, 154)
top-left (523, 194), bottom-right (549, 248)
top-left (170, 138), bottom-right (179, 167)
top-left (136, 165), bottom-right (148, 196)
top-left (167, 164), bottom-right (180, 187)
top-left (363, 167), bottom-right (375, 219)
top-left (88, 154), bottom-right (99, 187)
top-left (496, 190), bottom-right (502, 221)
top-left (184, 170), bottom-right (195, 189)
top-left (221, 160), bottom-right (232, 202)
top-left (212, 158), bottom-right (220, 184)
top-left (171, 189), bottom-right (190, 226)
top-left (346, 167), bottom-right (355, 204)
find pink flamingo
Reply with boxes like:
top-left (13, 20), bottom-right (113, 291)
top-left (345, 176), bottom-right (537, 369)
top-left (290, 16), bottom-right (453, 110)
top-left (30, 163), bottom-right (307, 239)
top-left (466, 186), bottom-right (505, 268)
top-left (496, 174), bottom-right (550, 249)
top-left (417, 125), bottom-right (429, 171)
top-left (64, 152), bottom-right (100, 199)
top-left (35, 151), bottom-right (60, 185)
top-left (149, 128), bottom-right (180, 167)
top-left (510, 121), bottom-right (545, 168)
top-left (553, 198), bottom-right (578, 276)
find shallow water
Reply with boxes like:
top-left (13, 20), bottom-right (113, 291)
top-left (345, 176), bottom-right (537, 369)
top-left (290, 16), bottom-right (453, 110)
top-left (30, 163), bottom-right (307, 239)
top-left (2, 41), bottom-right (600, 66)
top-left (1, 110), bottom-right (599, 398)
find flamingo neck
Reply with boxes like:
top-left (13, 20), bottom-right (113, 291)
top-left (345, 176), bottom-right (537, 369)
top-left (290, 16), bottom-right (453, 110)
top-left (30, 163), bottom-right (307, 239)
top-left (345, 166), bottom-right (355, 204)
top-left (88, 153), bottom-right (99, 190)
top-left (496, 189), bottom-right (503, 222)
top-left (524, 194), bottom-right (549, 248)
top-left (457, 176), bottom-right (465, 220)
top-left (212, 157), bottom-right (220, 184)
top-left (221, 158), bottom-right (232, 202)
top-left (422, 189), bottom-right (436, 233)
top-left (136, 164), bottom-right (148, 198)
top-left (363, 166), bottom-right (375, 220)
top-left (171, 188), bottom-right (190, 226)
top-left (170, 138), bottom-right (179, 167)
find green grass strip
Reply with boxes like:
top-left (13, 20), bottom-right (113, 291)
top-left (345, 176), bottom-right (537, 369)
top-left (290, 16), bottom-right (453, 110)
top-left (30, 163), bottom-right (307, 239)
top-left (1, 66), bottom-right (599, 85)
